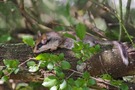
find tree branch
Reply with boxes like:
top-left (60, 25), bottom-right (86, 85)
top-left (0, 43), bottom-right (135, 78)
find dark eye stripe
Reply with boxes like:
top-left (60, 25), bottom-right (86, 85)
top-left (37, 38), bottom-right (52, 48)
top-left (37, 42), bottom-right (45, 48)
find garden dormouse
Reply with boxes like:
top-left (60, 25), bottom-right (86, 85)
top-left (34, 32), bottom-right (129, 66)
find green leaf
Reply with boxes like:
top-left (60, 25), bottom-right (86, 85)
top-left (75, 23), bottom-right (86, 40)
top-left (50, 85), bottom-right (58, 90)
top-left (87, 78), bottom-right (96, 86)
top-left (75, 78), bottom-right (85, 87)
top-left (101, 74), bottom-right (113, 80)
top-left (54, 26), bottom-right (65, 31)
top-left (89, 47), bottom-right (95, 54)
top-left (0, 34), bottom-right (11, 43)
top-left (65, 3), bottom-right (70, 16)
top-left (42, 76), bottom-right (58, 87)
top-left (40, 61), bottom-right (48, 67)
top-left (3, 59), bottom-right (19, 68)
top-left (67, 78), bottom-right (75, 85)
top-left (0, 71), bottom-right (3, 77)
top-left (82, 87), bottom-right (89, 90)
top-left (64, 33), bottom-right (76, 40)
top-left (72, 42), bottom-right (83, 51)
top-left (59, 53), bottom-right (65, 61)
top-left (74, 53), bottom-right (82, 59)
top-left (54, 66), bottom-right (65, 78)
top-left (59, 80), bottom-right (67, 89)
top-left (72, 87), bottom-right (82, 90)
top-left (82, 72), bottom-right (90, 79)
top-left (27, 61), bottom-right (36, 67)
top-left (2, 69), bottom-right (11, 75)
top-left (16, 83), bottom-right (32, 90)
top-left (94, 44), bottom-right (101, 52)
top-left (111, 80), bottom-right (123, 86)
top-left (14, 68), bottom-right (19, 74)
top-left (47, 63), bottom-right (54, 70)
top-left (1, 76), bottom-right (9, 82)
top-left (119, 83), bottom-right (129, 90)
top-left (36, 53), bottom-right (63, 62)
top-left (61, 61), bottom-right (71, 70)
top-left (56, 71), bottom-right (65, 79)
top-left (36, 53), bottom-right (50, 61)
top-left (28, 65), bottom-right (39, 72)
top-left (22, 36), bottom-right (35, 47)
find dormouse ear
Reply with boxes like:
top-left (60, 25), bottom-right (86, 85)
top-left (41, 34), bottom-right (47, 44)
top-left (37, 31), bottom-right (42, 37)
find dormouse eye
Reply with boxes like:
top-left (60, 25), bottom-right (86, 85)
top-left (37, 42), bottom-right (45, 48)
top-left (42, 38), bottom-right (51, 44)
top-left (37, 38), bottom-right (52, 48)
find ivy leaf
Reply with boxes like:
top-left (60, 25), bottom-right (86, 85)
top-left (75, 23), bottom-right (86, 40)
top-left (22, 36), bottom-right (35, 47)
top-left (61, 61), bottom-right (71, 70)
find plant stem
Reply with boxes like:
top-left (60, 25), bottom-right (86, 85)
top-left (125, 0), bottom-right (132, 25)
top-left (118, 0), bottom-right (123, 41)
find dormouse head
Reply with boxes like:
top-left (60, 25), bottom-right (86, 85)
top-left (33, 31), bottom-right (62, 53)
top-left (33, 32), bottom-right (48, 53)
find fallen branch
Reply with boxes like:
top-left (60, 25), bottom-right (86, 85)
top-left (0, 43), bottom-right (135, 89)
top-left (0, 43), bottom-right (135, 78)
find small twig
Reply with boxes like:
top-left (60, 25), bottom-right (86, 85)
top-left (66, 72), bottom-right (75, 79)
top-left (69, 69), bottom-right (83, 75)
top-left (74, 12), bottom-right (105, 38)
top-left (91, 77), bottom-right (120, 89)
top-left (90, 0), bottom-right (116, 16)
top-left (12, 1), bottom-right (52, 32)
top-left (118, 0), bottom-right (123, 41)
top-left (18, 58), bottom-right (36, 67)
top-left (68, 69), bottom-right (119, 89)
